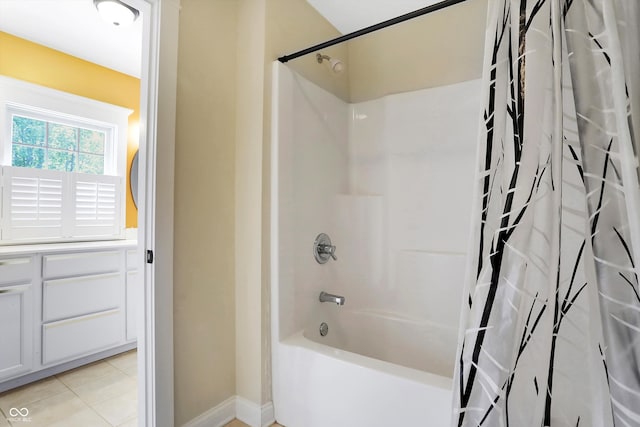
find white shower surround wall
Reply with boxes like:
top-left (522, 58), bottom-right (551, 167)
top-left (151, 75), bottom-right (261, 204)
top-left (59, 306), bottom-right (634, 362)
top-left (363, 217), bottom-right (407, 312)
top-left (271, 62), bottom-right (481, 427)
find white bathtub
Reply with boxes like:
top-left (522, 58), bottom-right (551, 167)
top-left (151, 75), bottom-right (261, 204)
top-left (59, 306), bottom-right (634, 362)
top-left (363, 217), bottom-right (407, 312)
top-left (307, 307), bottom-right (459, 376)
top-left (271, 62), bottom-right (471, 427)
top-left (272, 307), bottom-right (456, 427)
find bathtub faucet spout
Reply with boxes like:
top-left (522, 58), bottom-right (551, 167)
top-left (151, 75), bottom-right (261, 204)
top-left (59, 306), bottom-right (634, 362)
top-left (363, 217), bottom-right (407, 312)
top-left (319, 291), bottom-right (345, 306)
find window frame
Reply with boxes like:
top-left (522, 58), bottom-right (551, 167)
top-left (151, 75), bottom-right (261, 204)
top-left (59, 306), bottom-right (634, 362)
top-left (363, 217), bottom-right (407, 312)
top-left (0, 76), bottom-right (132, 244)
top-left (0, 75), bottom-right (132, 181)
top-left (8, 108), bottom-right (115, 175)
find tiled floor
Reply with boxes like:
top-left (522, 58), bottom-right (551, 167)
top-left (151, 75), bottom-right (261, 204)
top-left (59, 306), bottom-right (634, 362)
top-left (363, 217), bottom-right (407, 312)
top-left (225, 421), bottom-right (284, 427)
top-left (0, 350), bottom-right (137, 427)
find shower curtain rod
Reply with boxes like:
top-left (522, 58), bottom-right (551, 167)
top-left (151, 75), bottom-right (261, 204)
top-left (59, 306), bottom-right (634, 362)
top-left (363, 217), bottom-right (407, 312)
top-left (277, 0), bottom-right (469, 63)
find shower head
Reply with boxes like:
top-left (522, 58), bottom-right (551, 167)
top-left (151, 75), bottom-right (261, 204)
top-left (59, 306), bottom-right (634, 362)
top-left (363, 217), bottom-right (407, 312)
top-left (316, 53), bottom-right (344, 74)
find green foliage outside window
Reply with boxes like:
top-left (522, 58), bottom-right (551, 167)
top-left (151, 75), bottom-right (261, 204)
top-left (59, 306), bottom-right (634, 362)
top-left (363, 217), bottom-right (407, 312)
top-left (12, 116), bottom-right (45, 146)
top-left (11, 115), bottom-right (105, 174)
top-left (48, 123), bottom-right (78, 151)
top-left (12, 144), bottom-right (45, 169)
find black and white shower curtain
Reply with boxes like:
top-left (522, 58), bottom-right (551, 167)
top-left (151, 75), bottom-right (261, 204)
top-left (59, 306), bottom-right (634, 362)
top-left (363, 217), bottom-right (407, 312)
top-left (453, 0), bottom-right (640, 426)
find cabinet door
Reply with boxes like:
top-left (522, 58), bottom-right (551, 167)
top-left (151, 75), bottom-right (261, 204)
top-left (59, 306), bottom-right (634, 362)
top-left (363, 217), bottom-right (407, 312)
top-left (126, 270), bottom-right (139, 341)
top-left (0, 284), bottom-right (33, 381)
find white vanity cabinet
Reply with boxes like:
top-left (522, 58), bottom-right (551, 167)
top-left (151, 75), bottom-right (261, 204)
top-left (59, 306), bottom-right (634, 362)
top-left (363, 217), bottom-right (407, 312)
top-left (0, 242), bottom-right (137, 388)
top-left (0, 256), bottom-right (35, 381)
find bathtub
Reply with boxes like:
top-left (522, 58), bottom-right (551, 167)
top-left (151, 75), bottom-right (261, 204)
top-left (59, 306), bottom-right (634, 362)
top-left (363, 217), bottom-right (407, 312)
top-left (271, 61), bottom-right (471, 427)
top-left (272, 306), bottom-right (456, 427)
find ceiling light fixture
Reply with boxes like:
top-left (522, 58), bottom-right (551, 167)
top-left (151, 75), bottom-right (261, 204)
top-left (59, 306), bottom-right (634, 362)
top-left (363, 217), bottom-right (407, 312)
top-left (94, 0), bottom-right (140, 27)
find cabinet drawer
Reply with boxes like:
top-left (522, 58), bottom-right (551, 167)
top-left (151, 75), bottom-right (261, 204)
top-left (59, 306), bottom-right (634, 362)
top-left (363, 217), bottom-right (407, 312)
top-left (43, 251), bottom-right (120, 279)
top-left (42, 309), bottom-right (122, 365)
top-left (126, 249), bottom-right (138, 271)
top-left (43, 273), bottom-right (122, 322)
top-left (0, 257), bottom-right (33, 285)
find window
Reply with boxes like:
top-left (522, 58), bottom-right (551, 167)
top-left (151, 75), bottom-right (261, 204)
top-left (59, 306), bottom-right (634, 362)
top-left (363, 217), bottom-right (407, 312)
top-left (11, 115), bottom-right (108, 174)
top-left (0, 76), bottom-right (132, 244)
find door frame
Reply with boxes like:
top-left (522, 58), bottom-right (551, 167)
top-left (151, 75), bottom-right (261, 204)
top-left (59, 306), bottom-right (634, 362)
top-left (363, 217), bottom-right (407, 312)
top-left (131, 0), bottom-right (179, 426)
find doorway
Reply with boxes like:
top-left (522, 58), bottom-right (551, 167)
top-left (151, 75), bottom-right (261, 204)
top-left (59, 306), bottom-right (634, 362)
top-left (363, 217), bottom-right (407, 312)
top-left (0, 0), bottom-right (177, 425)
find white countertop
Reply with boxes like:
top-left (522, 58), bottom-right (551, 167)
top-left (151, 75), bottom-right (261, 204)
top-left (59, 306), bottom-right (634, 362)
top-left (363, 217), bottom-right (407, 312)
top-left (0, 239), bottom-right (138, 256)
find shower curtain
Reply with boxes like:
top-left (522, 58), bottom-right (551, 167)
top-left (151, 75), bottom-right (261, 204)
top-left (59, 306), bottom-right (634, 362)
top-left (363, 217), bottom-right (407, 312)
top-left (452, 0), bottom-right (640, 426)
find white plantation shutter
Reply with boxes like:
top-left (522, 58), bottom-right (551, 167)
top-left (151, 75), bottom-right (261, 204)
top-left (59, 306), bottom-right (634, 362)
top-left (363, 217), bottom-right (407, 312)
top-left (0, 77), bottom-right (132, 243)
top-left (1, 167), bottom-right (65, 241)
top-left (73, 175), bottom-right (121, 237)
top-left (0, 167), bottom-right (123, 242)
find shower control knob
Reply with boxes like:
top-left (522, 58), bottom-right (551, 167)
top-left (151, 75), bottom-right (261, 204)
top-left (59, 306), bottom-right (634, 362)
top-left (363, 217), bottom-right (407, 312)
top-left (321, 244), bottom-right (337, 260)
top-left (314, 233), bottom-right (337, 264)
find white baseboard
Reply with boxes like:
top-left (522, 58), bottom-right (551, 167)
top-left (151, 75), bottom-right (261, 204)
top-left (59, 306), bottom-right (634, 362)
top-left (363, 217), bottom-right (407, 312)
top-left (261, 402), bottom-right (275, 427)
top-left (236, 396), bottom-right (275, 427)
top-left (182, 396), bottom-right (275, 427)
top-left (182, 396), bottom-right (235, 427)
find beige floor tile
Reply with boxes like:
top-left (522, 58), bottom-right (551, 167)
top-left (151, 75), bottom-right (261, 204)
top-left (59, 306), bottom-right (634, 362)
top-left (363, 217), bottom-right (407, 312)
top-left (116, 416), bottom-right (138, 427)
top-left (121, 364), bottom-right (137, 377)
top-left (47, 407), bottom-right (111, 427)
top-left (91, 389), bottom-right (137, 426)
top-left (0, 376), bottom-right (68, 415)
top-left (67, 369), bottom-right (136, 405)
top-left (14, 390), bottom-right (87, 427)
top-left (57, 361), bottom-right (121, 389)
top-left (224, 421), bottom-right (283, 427)
top-left (106, 351), bottom-right (137, 376)
top-left (0, 354), bottom-right (139, 426)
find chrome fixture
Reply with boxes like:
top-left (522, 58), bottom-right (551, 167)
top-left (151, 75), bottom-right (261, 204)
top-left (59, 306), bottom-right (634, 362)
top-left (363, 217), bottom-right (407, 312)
top-left (314, 233), bottom-right (337, 264)
top-left (319, 291), bottom-right (345, 306)
top-left (319, 322), bottom-right (329, 337)
top-left (316, 53), bottom-right (345, 74)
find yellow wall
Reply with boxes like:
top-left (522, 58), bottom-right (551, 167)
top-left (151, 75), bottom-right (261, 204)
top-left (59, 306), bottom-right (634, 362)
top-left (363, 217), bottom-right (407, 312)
top-left (174, 0), bottom-right (237, 424)
top-left (0, 31), bottom-right (141, 228)
top-left (347, 0), bottom-right (487, 102)
top-left (173, 1), bottom-right (346, 420)
top-left (265, 0), bottom-right (350, 101)
top-left (235, 0), bottom-right (266, 406)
